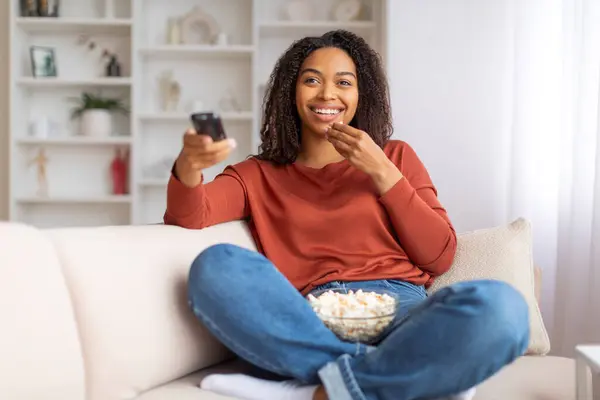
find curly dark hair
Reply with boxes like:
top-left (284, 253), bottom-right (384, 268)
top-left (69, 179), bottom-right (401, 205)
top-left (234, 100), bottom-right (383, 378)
top-left (256, 29), bottom-right (393, 164)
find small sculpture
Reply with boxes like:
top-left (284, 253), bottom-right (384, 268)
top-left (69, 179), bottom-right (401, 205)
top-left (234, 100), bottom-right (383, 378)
top-left (110, 148), bottom-right (128, 195)
top-left (284, 0), bottom-right (313, 21)
top-left (29, 148), bottom-right (49, 197)
top-left (219, 88), bottom-right (242, 112)
top-left (331, 0), bottom-right (362, 21)
top-left (158, 70), bottom-right (181, 111)
top-left (77, 35), bottom-right (121, 77)
top-left (166, 17), bottom-right (182, 45)
top-left (179, 6), bottom-right (220, 45)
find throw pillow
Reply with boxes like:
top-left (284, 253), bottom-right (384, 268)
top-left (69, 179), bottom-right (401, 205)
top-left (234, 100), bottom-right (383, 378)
top-left (427, 218), bottom-right (551, 355)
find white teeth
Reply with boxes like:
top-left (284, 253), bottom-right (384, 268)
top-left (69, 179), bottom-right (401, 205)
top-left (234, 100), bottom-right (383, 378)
top-left (313, 108), bottom-right (341, 115)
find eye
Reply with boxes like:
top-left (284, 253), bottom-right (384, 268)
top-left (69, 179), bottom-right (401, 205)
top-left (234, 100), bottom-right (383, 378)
top-left (338, 80), bottom-right (352, 86)
top-left (304, 77), bottom-right (319, 84)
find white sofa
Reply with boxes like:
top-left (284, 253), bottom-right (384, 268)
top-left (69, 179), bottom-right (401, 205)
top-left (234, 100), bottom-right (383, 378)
top-left (0, 221), bottom-right (581, 400)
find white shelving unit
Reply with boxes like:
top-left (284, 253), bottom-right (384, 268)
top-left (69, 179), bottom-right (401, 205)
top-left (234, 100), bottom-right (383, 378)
top-left (8, 0), bottom-right (386, 228)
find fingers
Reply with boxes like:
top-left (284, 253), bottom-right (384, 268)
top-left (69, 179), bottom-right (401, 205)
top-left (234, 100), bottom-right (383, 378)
top-left (330, 122), bottom-right (363, 137)
top-left (180, 128), bottom-right (236, 170)
top-left (326, 126), bottom-right (359, 146)
top-left (184, 128), bottom-right (237, 152)
top-left (329, 137), bottom-right (354, 157)
top-left (193, 146), bottom-right (232, 166)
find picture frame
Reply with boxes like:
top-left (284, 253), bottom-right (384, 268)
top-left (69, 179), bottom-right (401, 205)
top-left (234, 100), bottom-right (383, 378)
top-left (30, 46), bottom-right (57, 78)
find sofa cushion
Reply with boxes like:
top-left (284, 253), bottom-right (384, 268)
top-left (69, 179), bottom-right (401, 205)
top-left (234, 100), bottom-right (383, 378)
top-left (46, 221), bottom-right (257, 400)
top-left (0, 222), bottom-right (85, 399)
top-left (475, 356), bottom-right (576, 400)
top-left (134, 356), bottom-right (575, 400)
top-left (428, 218), bottom-right (551, 355)
top-left (135, 359), bottom-right (252, 400)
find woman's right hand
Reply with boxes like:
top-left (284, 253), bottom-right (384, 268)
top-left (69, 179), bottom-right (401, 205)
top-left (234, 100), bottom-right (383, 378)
top-left (174, 129), bottom-right (237, 188)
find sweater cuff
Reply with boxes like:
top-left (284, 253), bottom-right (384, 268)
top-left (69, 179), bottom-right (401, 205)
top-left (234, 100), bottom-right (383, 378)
top-left (378, 176), bottom-right (416, 208)
top-left (166, 172), bottom-right (205, 218)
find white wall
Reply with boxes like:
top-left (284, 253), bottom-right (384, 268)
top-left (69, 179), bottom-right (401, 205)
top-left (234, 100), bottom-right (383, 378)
top-left (386, 0), bottom-right (513, 234)
top-left (0, 0), bottom-right (7, 220)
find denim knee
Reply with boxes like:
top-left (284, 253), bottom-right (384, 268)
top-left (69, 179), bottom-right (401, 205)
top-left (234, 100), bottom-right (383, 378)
top-left (188, 243), bottom-right (245, 310)
top-left (190, 243), bottom-right (234, 282)
top-left (460, 280), bottom-right (530, 353)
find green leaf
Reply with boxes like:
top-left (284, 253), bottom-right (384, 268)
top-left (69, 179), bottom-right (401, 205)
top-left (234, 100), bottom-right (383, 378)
top-left (68, 91), bottom-right (130, 120)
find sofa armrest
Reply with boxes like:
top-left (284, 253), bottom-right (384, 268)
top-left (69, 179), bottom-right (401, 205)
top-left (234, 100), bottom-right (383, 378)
top-left (534, 265), bottom-right (542, 304)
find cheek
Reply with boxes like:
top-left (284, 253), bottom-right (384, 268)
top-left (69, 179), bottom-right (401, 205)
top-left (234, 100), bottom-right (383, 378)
top-left (295, 91), bottom-right (309, 113)
top-left (344, 91), bottom-right (359, 115)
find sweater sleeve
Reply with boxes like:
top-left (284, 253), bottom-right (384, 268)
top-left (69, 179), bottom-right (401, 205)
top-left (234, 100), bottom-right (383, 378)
top-left (379, 143), bottom-right (457, 276)
top-left (163, 166), bottom-right (249, 229)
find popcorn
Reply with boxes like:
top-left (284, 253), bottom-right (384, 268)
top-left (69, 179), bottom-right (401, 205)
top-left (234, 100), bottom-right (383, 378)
top-left (307, 289), bottom-right (397, 343)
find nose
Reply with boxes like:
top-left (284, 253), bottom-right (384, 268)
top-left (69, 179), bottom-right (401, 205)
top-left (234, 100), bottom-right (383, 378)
top-left (318, 83), bottom-right (337, 101)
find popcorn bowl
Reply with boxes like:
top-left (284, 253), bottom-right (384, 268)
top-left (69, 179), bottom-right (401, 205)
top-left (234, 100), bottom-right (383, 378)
top-left (306, 287), bottom-right (400, 344)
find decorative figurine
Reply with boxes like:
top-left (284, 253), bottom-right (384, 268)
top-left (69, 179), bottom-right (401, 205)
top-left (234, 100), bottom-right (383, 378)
top-left (158, 70), bottom-right (181, 111)
top-left (78, 35), bottom-right (122, 78)
top-left (219, 88), bottom-right (242, 112)
top-left (20, 0), bottom-right (38, 17)
top-left (284, 0), bottom-right (313, 21)
top-left (166, 17), bottom-right (182, 45)
top-left (29, 148), bottom-right (49, 197)
top-left (179, 6), bottom-right (220, 44)
top-left (331, 0), bottom-right (362, 21)
top-left (105, 0), bottom-right (114, 18)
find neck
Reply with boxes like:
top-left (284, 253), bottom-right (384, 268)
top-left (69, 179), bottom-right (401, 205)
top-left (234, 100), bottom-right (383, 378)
top-left (296, 126), bottom-right (344, 168)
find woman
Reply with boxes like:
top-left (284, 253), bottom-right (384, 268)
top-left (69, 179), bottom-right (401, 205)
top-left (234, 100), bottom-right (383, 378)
top-left (164, 30), bottom-right (529, 400)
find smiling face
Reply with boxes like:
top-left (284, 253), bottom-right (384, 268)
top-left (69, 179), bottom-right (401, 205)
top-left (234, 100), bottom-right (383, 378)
top-left (295, 47), bottom-right (359, 138)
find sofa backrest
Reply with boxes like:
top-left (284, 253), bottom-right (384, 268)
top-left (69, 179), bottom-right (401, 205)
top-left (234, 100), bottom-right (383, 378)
top-left (0, 222), bottom-right (86, 399)
top-left (45, 221), bottom-right (257, 400)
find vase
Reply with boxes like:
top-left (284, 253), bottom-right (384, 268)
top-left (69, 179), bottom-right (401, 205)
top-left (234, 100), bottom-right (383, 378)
top-left (104, 0), bottom-right (114, 18)
top-left (284, 1), bottom-right (313, 21)
top-left (81, 109), bottom-right (112, 137)
top-left (106, 56), bottom-right (121, 77)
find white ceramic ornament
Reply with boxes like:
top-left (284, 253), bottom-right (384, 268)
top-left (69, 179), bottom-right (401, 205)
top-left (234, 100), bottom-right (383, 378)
top-left (332, 0), bottom-right (361, 22)
top-left (285, 0), bottom-right (313, 21)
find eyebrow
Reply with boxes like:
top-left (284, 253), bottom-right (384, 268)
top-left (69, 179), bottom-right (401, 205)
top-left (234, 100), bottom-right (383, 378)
top-left (300, 68), bottom-right (357, 79)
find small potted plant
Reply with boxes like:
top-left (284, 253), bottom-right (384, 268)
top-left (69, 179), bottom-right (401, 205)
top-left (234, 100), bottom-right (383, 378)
top-left (70, 92), bottom-right (128, 137)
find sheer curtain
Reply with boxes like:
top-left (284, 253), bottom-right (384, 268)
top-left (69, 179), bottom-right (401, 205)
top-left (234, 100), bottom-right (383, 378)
top-left (506, 0), bottom-right (600, 356)
top-left (386, 0), bottom-right (600, 355)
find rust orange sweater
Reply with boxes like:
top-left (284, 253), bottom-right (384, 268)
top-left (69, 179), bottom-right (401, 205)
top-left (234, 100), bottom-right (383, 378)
top-left (164, 140), bottom-right (457, 294)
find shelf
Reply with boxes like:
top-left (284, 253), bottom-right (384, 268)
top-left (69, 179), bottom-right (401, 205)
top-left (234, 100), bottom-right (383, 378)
top-left (16, 136), bottom-right (132, 146)
top-left (17, 77), bottom-right (132, 88)
top-left (8, 0), bottom-right (385, 227)
top-left (16, 195), bottom-right (132, 205)
top-left (259, 20), bottom-right (376, 35)
top-left (138, 111), bottom-right (254, 122)
top-left (138, 45), bottom-right (255, 59)
top-left (15, 17), bottom-right (132, 35)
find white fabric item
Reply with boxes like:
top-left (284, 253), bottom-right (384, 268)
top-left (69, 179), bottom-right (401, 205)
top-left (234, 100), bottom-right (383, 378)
top-left (428, 218), bottom-right (551, 355)
top-left (45, 221), bottom-right (257, 400)
top-left (0, 222), bottom-right (85, 399)
top-left (200, 374), bottom-right (318, 400)
top-left (442, 387), bottom-right (476, 400)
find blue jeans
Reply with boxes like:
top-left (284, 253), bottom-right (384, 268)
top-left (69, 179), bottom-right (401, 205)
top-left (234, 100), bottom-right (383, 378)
top-left (187, 244), bottom-right (530, 400)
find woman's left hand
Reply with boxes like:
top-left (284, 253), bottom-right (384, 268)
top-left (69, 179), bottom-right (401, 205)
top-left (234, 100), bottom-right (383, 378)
top-left (326, 122), bottom-right (404, 194)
